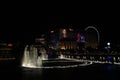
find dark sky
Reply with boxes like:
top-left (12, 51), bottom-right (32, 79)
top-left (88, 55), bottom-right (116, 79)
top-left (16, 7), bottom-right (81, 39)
top-left (0, 5), bottom-right (120, 44)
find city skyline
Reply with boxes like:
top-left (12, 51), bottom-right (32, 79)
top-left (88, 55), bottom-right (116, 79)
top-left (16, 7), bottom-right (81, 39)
top-left (0, 15), bottom-right (120, 44)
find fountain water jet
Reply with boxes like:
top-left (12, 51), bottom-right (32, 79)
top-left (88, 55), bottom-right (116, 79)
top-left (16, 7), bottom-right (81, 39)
top-left (22, 45), bottom-right (48, 68)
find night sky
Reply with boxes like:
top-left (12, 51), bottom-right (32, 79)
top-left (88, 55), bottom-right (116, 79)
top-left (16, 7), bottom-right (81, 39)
top-left (0, 6), bottom-right (120, 45)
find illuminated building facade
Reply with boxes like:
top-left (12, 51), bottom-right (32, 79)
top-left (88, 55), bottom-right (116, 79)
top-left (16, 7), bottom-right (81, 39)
top-left (35, 26), bottom-right (100, 54)
top-left (48, 28), bottom-right (86, 53)
top-left (0, 42), bottom-right (15, 60)
top-left (59, 28), bottom-right (78, 50)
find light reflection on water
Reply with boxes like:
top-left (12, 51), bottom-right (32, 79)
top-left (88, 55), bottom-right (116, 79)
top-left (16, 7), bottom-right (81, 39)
top-left (20, 64), bottom-right (120, 80)
top-left (1, 61), bottom-right (120, 80)
top-left (21, 68), bottom-right (43, 80)
top-left (21, 59), bottom-right (92, 80)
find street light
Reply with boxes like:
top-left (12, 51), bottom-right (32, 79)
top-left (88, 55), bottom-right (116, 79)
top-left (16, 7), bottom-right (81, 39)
top-left (107, 42), bottom-right (111, 53)
top-left (107, 42), bottom-right (110, 46)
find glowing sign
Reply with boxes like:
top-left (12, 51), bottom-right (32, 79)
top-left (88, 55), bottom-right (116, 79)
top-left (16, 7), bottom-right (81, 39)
top-left (80, 34), bottom-right (85, 43)
top-left (8, 43), bottom-right (13, 47)
top-left (77, 33), bottom-right (85, 43)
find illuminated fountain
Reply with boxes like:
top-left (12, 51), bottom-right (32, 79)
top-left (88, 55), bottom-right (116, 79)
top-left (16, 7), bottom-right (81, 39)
top-left (22, 45), bottom-right (48, 68)
top-left (22, 44), bottom-right (93, 69)
top-left (22, 45), bottom-right (92, 69)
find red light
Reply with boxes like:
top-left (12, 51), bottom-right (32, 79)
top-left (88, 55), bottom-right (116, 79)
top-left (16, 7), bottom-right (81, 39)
top-left (8, 43), bottom-right (13, 47)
